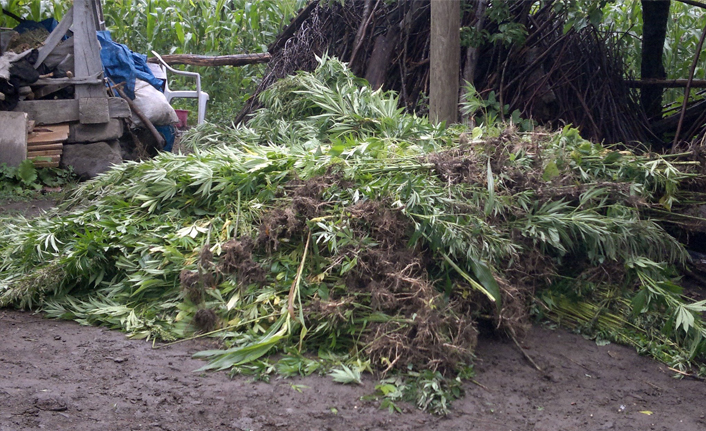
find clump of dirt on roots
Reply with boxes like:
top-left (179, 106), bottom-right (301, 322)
top-left (257, 175), bottom-right (340, 252)
top-left (217, 238), bottom-right (266, 285)
top-left (317, 200), bottom-right (478, 374)
top-left (193, 308), bottom-right (219, 333)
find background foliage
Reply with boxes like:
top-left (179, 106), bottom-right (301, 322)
top-left (599, 0), bottom-right (706, 105)
top-left (3, 0), bottom-right (706, 119)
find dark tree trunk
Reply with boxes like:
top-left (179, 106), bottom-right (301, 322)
top-left (641, 0), bottom-right (671, 120)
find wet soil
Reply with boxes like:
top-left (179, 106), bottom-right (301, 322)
top-left (1, 309), bottom-right (704, 431)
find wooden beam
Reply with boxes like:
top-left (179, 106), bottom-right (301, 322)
top-left (34, 6), bottom-right (74, 69)
top-left (91, 0), bottom-right (106, 31)
top-left (69, 119), bottom-right (123, 143)
top-left (146, 53), bottom-right (271, 67)
top-left (675, 0), bottom-right (706, 10)
top-left (626, 78), bottom-right (706, 88)
top-left (72, 0), bottom-right (109, 108)
top-left (14, 98), bottom-right (131, 125)
top-left (34, 72), bottom-right (103, 86)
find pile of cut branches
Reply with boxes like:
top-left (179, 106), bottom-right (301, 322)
top-left (1, 57), bottom-right (706, 413)
top-left (238, 0), bottom-right (653, 145)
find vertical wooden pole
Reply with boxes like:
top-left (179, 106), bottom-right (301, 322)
top-left (430, 0), bottom-right (460, 125)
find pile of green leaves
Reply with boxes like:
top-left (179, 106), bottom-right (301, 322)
top-left (1, 56), bottom-right (705, 413)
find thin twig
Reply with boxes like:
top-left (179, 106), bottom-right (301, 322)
top-left (469, 379), bottom-right (490, 391)
top-left (674, 21), bottom-right (706, 146)
top-left (668, 367), bottom-right (706, 380)
top-left (511, 334), bottom-right (542, 372)
top-left (349, 0), bottom-right (380, 67)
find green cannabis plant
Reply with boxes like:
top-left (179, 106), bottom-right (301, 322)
top-left (1, 56), bottom-right (705, 413)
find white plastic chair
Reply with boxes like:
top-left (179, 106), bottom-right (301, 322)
top-left (149, 51), bottom-right (210, 125)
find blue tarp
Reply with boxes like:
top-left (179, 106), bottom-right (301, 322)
top-left (97, 31), bottom-right (163, 99)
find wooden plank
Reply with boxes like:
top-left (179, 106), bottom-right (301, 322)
top-left (14, 98), bottom-right (131, 125)
top-left (34, 6), bottom-right (74, 69)
top-left (73, 0), bottom-right (109, 105)
top-left (28, 124), bottom-right (70, 145)
top-left (27, 150), bottom-right (64, 159)
top-left (0, 112), bottom-right (28, 167)
top-left (29, 154), bottom-right (62, 168)
top-left (34, 72), bottom-right (103, 86)
top-left (79, 97), bottom-right (110, 124)
top-left (27, 143), bottom-right (64, 151)
top-left (69, 119), bottom-right (123, 143)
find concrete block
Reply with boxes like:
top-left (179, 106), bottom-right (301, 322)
top-left (69, 118), bottom-right (123, 143)
top-left (0, 111), bottom-right (28, 167)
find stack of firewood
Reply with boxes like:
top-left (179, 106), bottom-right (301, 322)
top-left (26, 123), bottom-right (67, 168)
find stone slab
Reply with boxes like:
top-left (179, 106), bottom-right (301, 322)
top-left (0, 111), bottom-right (28, 167)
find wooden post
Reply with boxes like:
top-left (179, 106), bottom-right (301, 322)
top-left (430, 0), bottom-right (460, 125)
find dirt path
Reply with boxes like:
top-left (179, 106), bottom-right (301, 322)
top-left (0, 198), bottom-right (56, 218)
top-left (1, 309), bottom-right (703, 431)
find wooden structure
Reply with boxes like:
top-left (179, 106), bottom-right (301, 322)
top-left (11, 0), bottom-right (129, 146)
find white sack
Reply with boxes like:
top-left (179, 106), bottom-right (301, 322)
top-left (130, 78), bottom-right (179, 127)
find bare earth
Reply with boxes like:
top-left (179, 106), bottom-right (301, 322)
top-left (0, 309), bottom-right (704, 431)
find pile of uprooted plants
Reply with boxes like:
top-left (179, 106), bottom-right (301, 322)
top-left (2, 57), bottom-right (706, 414)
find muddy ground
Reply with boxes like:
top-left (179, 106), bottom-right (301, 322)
top-left (1, 309), bottom-right (704, 431)
top-left (1, 199), bottom-right (705, 430)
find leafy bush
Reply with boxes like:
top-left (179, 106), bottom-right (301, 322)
top-left (0, 160), bottom-right (74, 199)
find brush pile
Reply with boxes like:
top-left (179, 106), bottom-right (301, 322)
top-left (238, 1), bottom-right (655, 145)
top-left (1, 57), bottom-right (706, 412)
